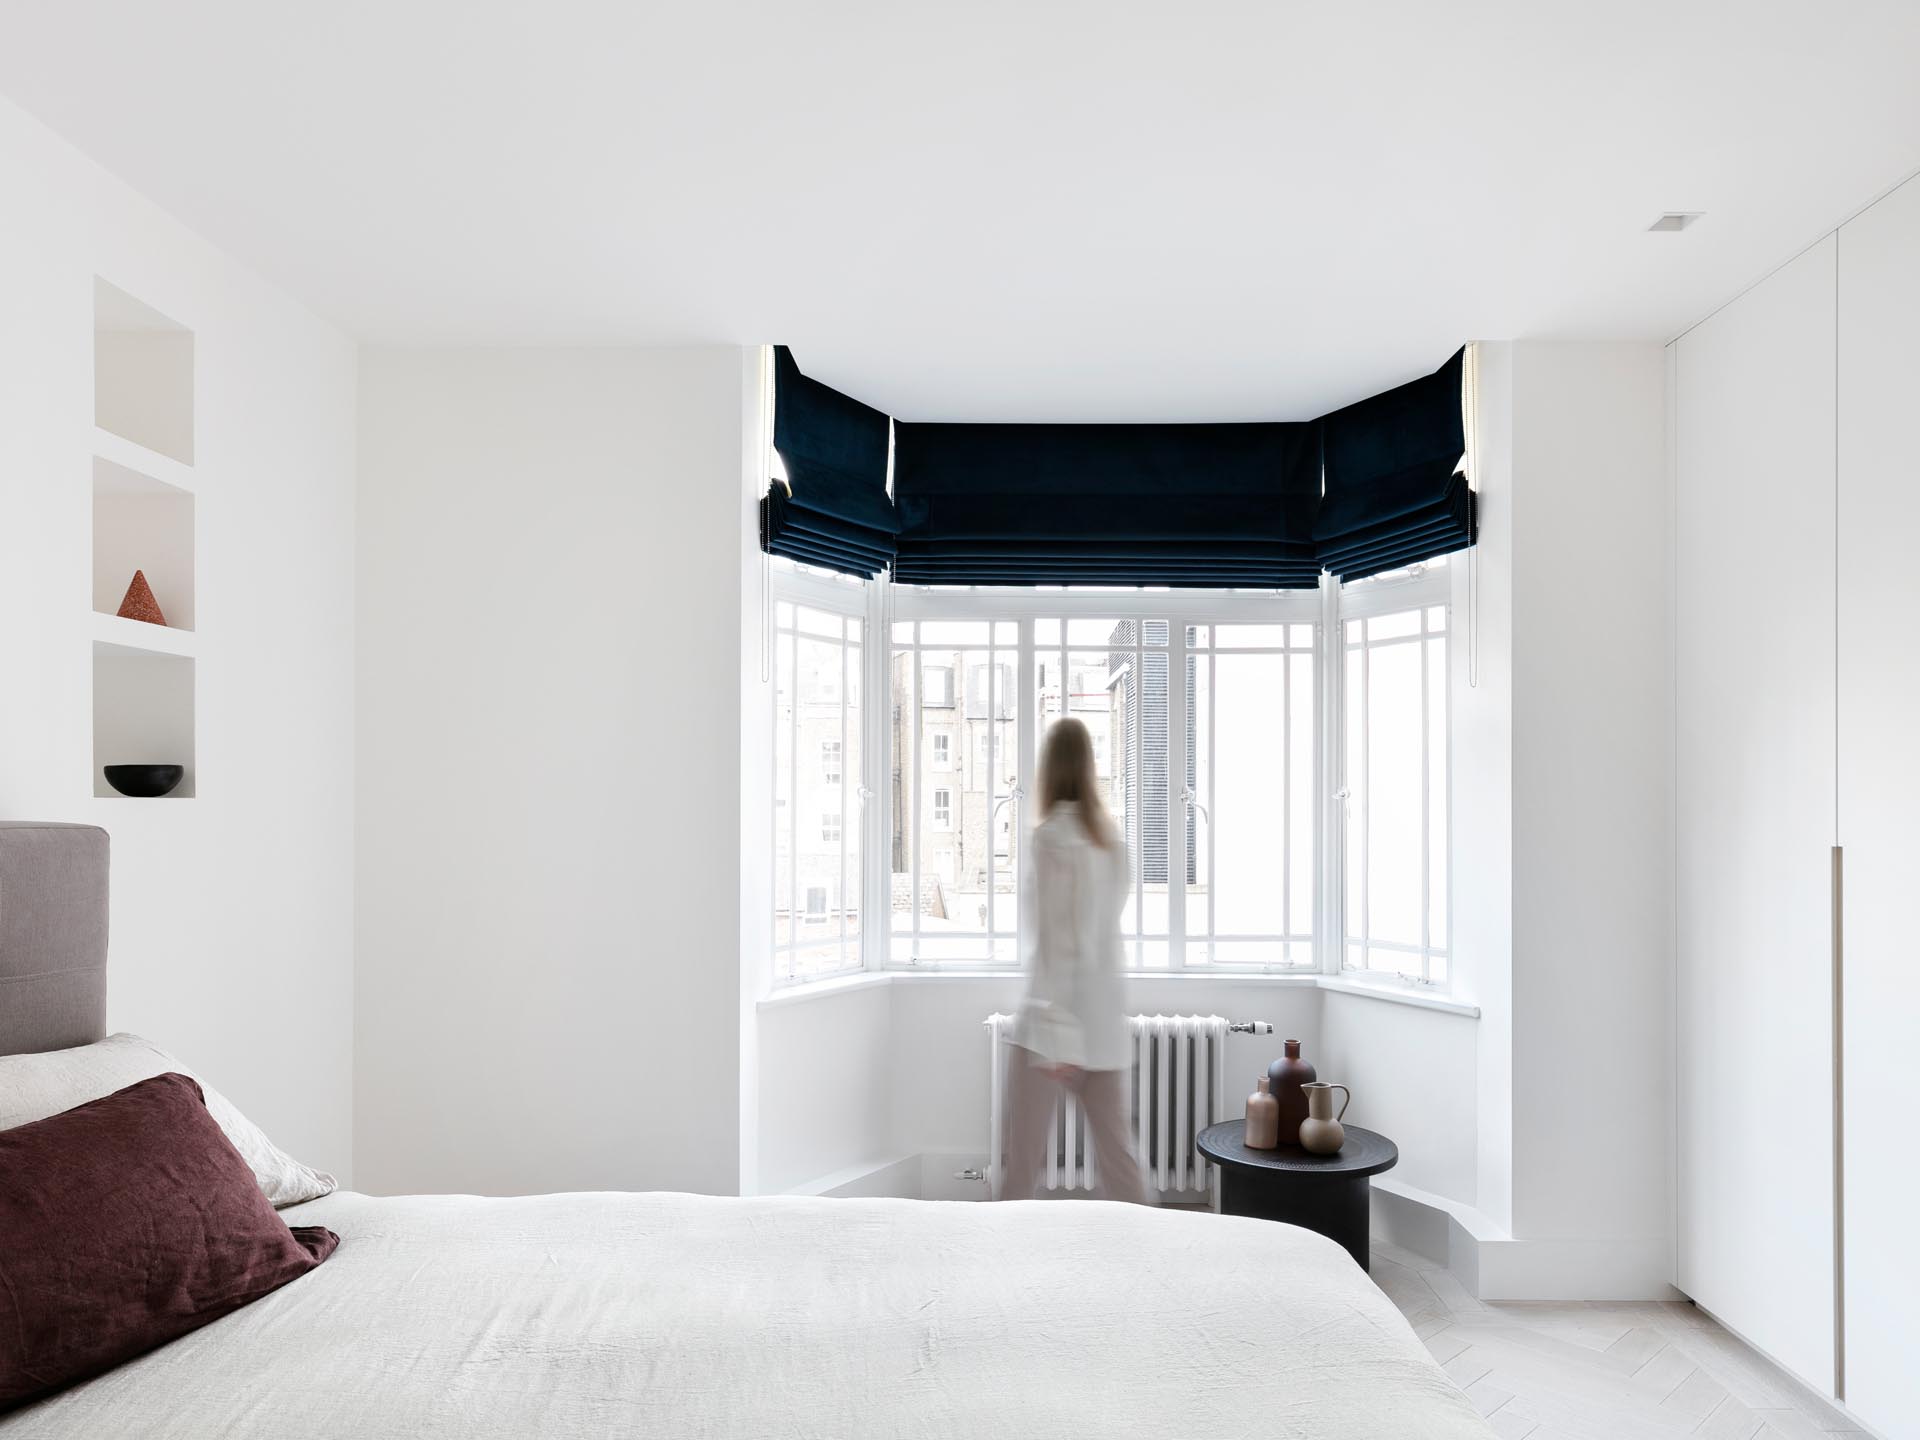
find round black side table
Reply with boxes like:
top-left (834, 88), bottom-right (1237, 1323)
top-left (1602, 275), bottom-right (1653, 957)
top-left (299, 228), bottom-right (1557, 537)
top-left (1196, 1119), bottom-right (1398, 1273)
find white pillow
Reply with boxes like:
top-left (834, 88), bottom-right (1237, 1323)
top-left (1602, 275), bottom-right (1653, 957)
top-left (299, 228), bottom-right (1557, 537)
top-left (0, 1033), bottom-right (336, 1208)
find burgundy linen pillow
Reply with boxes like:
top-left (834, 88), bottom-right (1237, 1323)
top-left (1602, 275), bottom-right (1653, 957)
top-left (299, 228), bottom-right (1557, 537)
top-left (0, 1071), bottom-right (338, 1410)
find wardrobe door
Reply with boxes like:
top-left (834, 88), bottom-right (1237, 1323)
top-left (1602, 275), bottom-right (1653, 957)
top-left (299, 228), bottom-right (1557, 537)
top-left (1675, 235), bottom-right (1837, 1396)
top-left (1837, 173), bottom-right (1920, 1436)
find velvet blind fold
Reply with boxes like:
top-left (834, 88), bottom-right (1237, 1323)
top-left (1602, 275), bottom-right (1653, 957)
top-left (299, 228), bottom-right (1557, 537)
top-left (759, 345), bottom-right (1473, 586)
top-left (759, 346), bottom-right (897, 577)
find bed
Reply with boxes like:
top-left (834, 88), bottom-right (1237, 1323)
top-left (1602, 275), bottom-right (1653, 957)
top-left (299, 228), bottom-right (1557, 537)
top-left (0, 823), bottom-right (1492, 1438)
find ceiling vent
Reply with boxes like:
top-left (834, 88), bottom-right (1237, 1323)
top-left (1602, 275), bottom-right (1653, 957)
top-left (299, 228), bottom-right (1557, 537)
top-left (1648, 212), bottom-right (1704, 232)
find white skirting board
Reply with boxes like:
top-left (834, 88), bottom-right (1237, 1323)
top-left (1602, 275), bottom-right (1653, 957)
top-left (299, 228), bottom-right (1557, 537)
top-left (1370, 1178), bottom-right (1679, 1302)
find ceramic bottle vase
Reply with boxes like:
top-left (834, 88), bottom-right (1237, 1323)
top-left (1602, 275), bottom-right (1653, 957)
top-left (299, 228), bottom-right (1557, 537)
top-left (1267, 1039), bottom-right (1315, 1145)
top-left (1244, 1076), bottom-right (1280, 1149)
top-left (1298, 1082), bottom-right (1352, 1155)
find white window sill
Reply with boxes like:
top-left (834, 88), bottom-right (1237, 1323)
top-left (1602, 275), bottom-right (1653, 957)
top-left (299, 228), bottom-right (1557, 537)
top-left (758, 971), bottom-right (893, 1009)
top-left (758, 968), bottom-right (1479, 1019)
top-left (1317, 973), bottom-right (1480, 1018)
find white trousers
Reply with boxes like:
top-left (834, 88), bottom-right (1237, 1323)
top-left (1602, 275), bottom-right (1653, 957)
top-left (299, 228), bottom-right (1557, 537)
top-left (1000, 1044), bottom-right (1148, 1204)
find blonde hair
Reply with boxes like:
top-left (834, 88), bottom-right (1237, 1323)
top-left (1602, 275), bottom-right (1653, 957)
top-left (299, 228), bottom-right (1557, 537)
top-left (1036, 718), bottom-right (1116, 849)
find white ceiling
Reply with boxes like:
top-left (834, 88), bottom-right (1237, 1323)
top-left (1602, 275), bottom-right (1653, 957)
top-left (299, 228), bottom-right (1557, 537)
top-left (3, 1), bottom-right (1917, 419)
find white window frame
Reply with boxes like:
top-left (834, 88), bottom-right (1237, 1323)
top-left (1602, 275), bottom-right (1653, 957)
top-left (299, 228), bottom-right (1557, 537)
top-left (1329, 564), bottom-right (1453, 984)
top-left (821, 739), bottom-right (842, 785)
top-left (770, 561), bottom-right (1452, 988)
top-left (769, 562), bottom-right (872, 989)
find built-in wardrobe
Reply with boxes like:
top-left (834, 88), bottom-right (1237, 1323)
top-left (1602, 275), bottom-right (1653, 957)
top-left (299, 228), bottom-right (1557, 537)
top-left (1675, 171), bottom-right (1920, 1438)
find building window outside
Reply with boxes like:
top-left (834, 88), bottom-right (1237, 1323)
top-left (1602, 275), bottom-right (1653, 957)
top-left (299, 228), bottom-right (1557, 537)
top-left (822, 739), bottom-right (842, 784)
top-left (931, 733), bottom-right (951, 769)
top-left (932, 789), bottom-right (952, 828)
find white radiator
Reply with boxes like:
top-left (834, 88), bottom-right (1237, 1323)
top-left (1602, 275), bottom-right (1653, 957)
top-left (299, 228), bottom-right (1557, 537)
top-left (985, 1013), bottom-right (1262, 1205)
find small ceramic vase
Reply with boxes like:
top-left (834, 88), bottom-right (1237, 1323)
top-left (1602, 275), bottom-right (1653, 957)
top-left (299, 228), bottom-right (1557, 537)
top-left (1267, 1039), bottom-right (1316, 1145)
top-left (1244, 1076), bottom-right (1280, 1149)
top-left (1298, 1082), bottom-right (1351, 1155)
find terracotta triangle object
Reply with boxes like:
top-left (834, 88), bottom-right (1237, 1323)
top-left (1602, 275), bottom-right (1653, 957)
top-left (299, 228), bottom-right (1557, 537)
top-left (116, 570), bottom-right (167, 627)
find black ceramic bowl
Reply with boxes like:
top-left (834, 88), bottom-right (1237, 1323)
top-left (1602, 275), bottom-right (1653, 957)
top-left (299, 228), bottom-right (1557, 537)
top-left (103, 764), bottom-right (185, 798)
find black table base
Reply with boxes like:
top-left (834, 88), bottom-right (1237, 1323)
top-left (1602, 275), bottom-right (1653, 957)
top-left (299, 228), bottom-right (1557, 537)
top-left (1217, 1167), bottom-right (1375, 1272)
top-left (1195, 1121), bottom-right (1398, 1275)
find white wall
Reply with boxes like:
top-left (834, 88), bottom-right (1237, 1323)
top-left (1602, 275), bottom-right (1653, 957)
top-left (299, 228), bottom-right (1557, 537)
top-left (354, 345), bottom-right (748, 1196)
top-left (0, 95), bottom-right (357, 1176)
top-left (1455, 342), bottom-right (1515, 1234)
top-left (755, 982), bottom-right (894, 1195)
top-left (1508, 341), bottom-right (1673, 1288)
top-left (1319, 992), bottom-right (1477, 1203)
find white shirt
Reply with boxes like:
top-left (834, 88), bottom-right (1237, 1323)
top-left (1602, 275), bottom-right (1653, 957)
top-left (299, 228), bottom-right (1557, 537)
top-left (1013, 802), bottom-right (1132, 1071)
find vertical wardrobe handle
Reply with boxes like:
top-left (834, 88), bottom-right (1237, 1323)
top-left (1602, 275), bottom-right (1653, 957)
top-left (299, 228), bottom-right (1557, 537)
top-left (1831, 843), bottom-right (1846, 1402)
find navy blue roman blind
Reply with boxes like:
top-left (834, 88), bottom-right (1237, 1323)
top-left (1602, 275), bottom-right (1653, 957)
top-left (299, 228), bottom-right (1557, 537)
top-left (1315, 348), bottom-right (1473, 580)
top-left (759, 346), bottom-right (897, 577)
top-left (760, 346), bottom-right (1473, 586)
top-left (891, 420), bottom-right (1322, 588)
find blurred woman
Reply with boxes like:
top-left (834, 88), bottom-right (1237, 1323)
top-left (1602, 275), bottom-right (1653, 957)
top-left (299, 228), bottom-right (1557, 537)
top-left (1000, 717), bottom-right (1145, 1204)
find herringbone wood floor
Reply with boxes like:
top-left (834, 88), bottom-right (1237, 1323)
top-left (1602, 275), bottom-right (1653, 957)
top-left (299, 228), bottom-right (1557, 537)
top-left (1371, 1241), bottom-right (1869, 1440)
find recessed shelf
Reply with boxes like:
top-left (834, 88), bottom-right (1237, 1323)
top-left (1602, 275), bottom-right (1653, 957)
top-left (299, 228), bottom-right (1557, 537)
top-left (91, 611), bottom-right (197, 658)
top-left (93, 642), bottom-right (195, 798)
top-left (94, 454), bottom-right (194, 631)
top-left (92, 425), bottom-right (195, 494)
top-left (94, 278), bottom-right (194, 467)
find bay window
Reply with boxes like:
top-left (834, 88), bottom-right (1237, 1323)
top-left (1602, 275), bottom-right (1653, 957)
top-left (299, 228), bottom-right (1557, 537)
top-left (768, 558), bottom-right (1452, 989)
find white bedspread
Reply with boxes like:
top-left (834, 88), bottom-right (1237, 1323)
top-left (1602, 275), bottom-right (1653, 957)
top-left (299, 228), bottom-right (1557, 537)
top-left (3, 1191), bottom-right (1491, 1438)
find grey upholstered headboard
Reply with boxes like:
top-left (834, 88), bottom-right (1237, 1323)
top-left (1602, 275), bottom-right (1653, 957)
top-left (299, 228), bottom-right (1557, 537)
top-left (0, 823), bottom-right (109, 1056)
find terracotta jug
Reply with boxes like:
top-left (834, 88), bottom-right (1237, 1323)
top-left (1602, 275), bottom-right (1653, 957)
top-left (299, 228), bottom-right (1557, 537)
top-left (1267, 1039), bottom-right (1315, 1145)
top-left (1298, 1082), bottom-right (1351, 1155)
top-left (1244, 1076), bottom-right (1279, 1149)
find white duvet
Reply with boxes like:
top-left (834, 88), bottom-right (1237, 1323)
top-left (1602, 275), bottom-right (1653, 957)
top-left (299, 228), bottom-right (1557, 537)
top-left (3, 1191), bottom-right (1490, 1438)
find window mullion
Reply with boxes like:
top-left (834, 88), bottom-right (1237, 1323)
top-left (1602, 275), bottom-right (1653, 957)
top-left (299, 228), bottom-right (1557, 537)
top-left (1168, 618), bottom-right (1188, 968)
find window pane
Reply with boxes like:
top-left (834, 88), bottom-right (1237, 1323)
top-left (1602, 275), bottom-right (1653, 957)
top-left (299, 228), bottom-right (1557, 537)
top-left (1365, 637), bottom-right (1423, 947)
top-left (893, 641), bottom-right (1017, 961)
top-left (1344, 644), bottom-right (1363, 941)
top-left (889, 649), bottom-right (915, 936)
top-left (845, 640), bottom-right (862, 962)
top-left (775, 630), bottom-right (794, 947)
top-left (1426, 634), bottom-right (1447, 953)
top-left (1128, 647), bottom-right (1170, 954)
top-left (1213, 652), bottom-right (1287, 936)
top-left (1214, 623), bottom-right (1291, 648)
top-left (1186, 650), bottom-right (1210, 943)
top-left (1288, 650), bottom-right (1316, 940)
top-left (1340, 602), bottom-right (1447, 981)
top-left (795, 605), bottom-right (843, 638)
top-left (1367, 610), bottom-right (1422, 642)
top-left (917, 620), bottom-right (990, 646)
